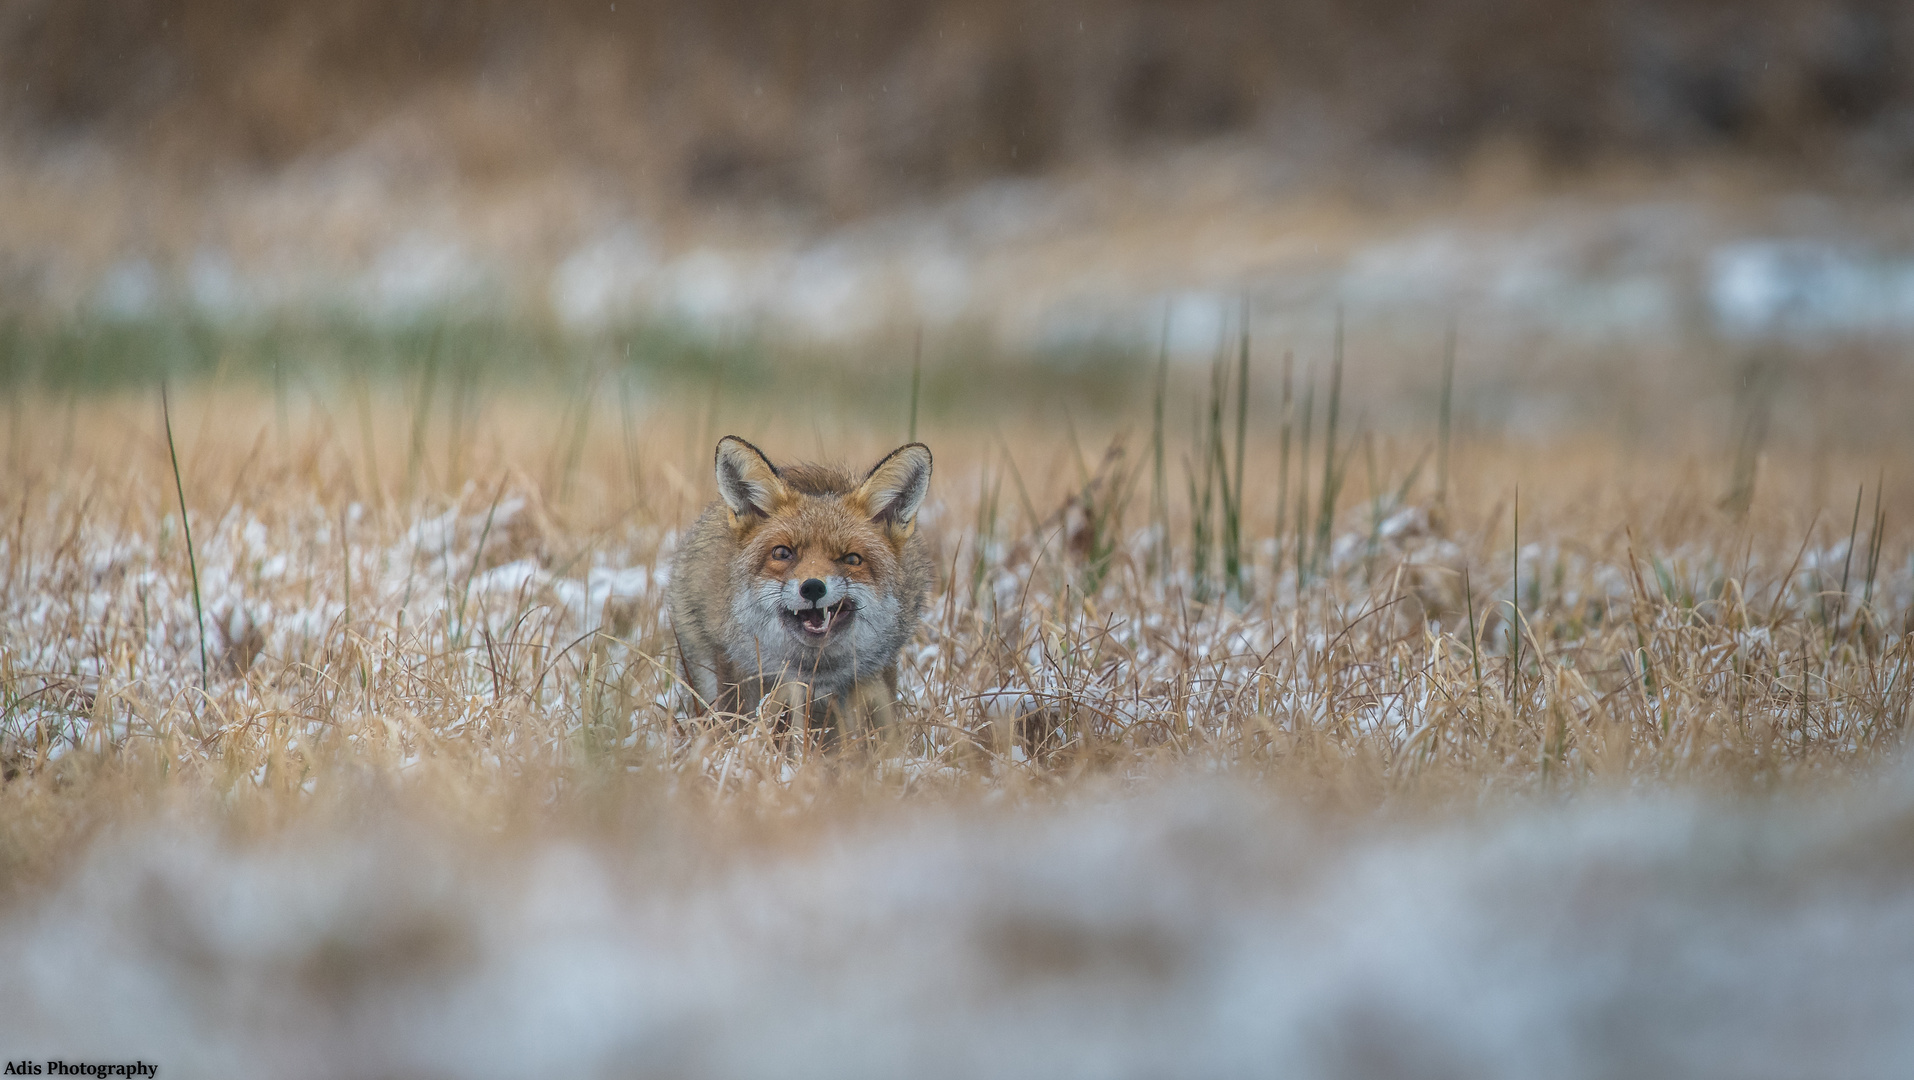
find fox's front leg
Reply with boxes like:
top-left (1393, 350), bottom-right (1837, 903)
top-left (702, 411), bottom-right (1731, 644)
top-left (831, 665), bottom-right (902, 744)
top-left (873, 663), bottom-right (902, 730)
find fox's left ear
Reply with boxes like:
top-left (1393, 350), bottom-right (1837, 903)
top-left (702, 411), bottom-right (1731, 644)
top-left (856, 443), bottom-right (932, 529)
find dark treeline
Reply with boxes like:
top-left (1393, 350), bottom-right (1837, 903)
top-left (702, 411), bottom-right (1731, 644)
top-left (5, 0), bottom-right (1912, 212)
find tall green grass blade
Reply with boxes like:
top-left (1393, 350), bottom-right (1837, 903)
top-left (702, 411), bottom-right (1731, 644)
top-left (971, 457), bottom-right (1001, 602)
top-left (161, 383), bottom-right (208, 691)
top-left (1202, 342), bottom-right (1229, 602)
top-left (1363, 432), bottom-right (1381, 583)
top-left (1312, 308), bottom-right (1344, 579)
top-left (1226, 306), bottom-right (1250, 601)
top-left (1294, 372), bottom-right (1314, 592)
top-left (1510, 487), bottom-right (1521, 710)
top-left (1863, 472), bottom-right (1885, 615)
top-left (1835, 482), bottom-right (1863, 650)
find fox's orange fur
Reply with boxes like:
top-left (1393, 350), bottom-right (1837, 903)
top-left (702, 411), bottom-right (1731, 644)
top-left (668, 436), bottom-right (934, 736)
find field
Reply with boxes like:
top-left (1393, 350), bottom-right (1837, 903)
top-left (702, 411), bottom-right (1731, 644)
top-left (11, 0), bottom-right (1914, 1072)
top-left (2, 315), bottom-right (1912, 1074)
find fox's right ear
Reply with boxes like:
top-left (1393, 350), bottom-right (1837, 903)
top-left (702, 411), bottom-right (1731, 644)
top-left (856, 442), bottom-right (932, 529)
top-left (714, 436), bottom-right (788, 519)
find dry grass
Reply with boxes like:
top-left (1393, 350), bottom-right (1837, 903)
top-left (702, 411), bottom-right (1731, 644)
top-left (2, 373), bottom-right (1909, 895)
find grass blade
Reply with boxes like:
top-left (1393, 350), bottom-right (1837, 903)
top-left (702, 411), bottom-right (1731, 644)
top-left (1465, 567), bottom-right (1486, 723)
top-left (1294, 370), bottom-right (1314, 592)
top-left (1312, 308), bottom-right (1344, 579)
top-left (1863, 472), bottom-right (1885, 616)
top-left (161, 383), bottom-right (208, 691)
top-left (1510, 487), bottom-right (1521, 711)
top-left (1835, 482), bottom-right (1863, 650)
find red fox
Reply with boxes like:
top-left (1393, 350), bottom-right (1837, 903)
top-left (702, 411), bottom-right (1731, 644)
top-left (668, 436), bottom-right (934, 738)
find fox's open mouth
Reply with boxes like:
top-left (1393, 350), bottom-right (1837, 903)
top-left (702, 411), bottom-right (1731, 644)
top-left (783, 601), bottom-right (855, 638)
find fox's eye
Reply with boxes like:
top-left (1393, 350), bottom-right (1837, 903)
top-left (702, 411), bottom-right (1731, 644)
top-left (771, 545), bottom-right (794, 561)
top-left (841, 552), bottom-right (863, 566)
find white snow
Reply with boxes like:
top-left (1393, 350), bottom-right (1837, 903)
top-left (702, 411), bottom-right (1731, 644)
top-left (7, 778), bottom-right (1914, 1077)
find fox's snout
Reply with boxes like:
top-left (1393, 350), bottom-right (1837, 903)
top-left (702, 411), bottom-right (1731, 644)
top-left (783, 575), bottom-right (849, 611)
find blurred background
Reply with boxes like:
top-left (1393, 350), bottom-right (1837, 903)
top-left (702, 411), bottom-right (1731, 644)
top-left (4, 0), bottom-right (1914, 433)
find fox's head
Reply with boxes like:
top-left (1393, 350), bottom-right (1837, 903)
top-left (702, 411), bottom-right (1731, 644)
top-left (711, 436), bottom-right (932, 672)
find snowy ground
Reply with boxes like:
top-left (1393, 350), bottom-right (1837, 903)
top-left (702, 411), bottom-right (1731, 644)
top-left (6, 773), bottom-right (1914, 1079)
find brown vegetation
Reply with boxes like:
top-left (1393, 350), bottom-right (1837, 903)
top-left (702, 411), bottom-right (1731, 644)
top-left (6, 0), bottom-right (1914, 216)
top-left (1, 374), bottom-right (1907, 894)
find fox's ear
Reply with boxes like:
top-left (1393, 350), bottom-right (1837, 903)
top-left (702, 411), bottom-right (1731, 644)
top-left (714, 436), bottom-right (787, 519)
top-left (856, 443), bottom-right (932, 528)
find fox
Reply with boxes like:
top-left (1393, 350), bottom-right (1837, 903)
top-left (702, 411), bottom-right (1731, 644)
top-left (668, 435), bottom-right (934, 738)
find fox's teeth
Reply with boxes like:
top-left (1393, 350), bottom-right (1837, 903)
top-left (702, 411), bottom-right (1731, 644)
top-left (785, 602), bottom-right (850, 637)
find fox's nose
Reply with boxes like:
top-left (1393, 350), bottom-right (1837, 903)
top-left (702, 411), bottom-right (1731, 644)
top-left (799, 578), bottom-right (827, 604)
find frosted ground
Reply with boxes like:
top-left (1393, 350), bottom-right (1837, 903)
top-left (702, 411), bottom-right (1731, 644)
top-left (10, 777), bottom-right (1914, 1079)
